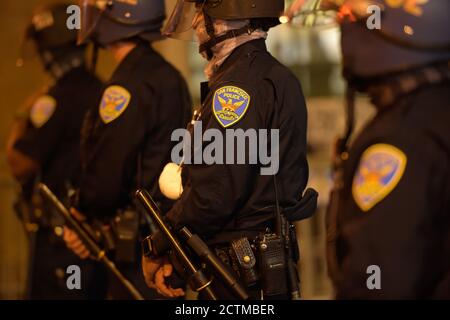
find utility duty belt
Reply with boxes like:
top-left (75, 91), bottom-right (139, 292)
top-left (83, 207), bottom-right (148, 265)
top-left (142, 187), bottom-right (318, 300)
top-left (211, 188), bottom-right (318, 299)
top-left (212, 223), bottom-right (300, 300)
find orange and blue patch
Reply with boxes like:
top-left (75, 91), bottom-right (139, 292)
top-left (212, 85), bottom-right (251, 128)
top-left (99, 85), bottom-right (131, 124)
top-left (30, 95), bottom-right (57, 128)
top-left (352, 144), bottom-right (407, 212)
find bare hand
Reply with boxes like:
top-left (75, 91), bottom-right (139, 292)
top-left (62, 208), bottom-right (91, 259)
top-left (142, 255), bottom-right (185, 298)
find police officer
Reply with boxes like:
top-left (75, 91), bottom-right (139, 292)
top-left (62, 0), bottom-right (192, 299)
top-left (6, 3), bottom-right (106, 299)
top-left (319, 0), bottom-right (450, 298)
top-left (142, 0), bottom-right (317, 300)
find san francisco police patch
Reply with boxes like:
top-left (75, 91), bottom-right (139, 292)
top-left (212, 86), bottom-right (251, 128)
top-left (30, 95), bottom-right (57, 128)
top-left (99, 85), bottom-right (131, 124)
top-left (352, 144), bottom-right (407, 212)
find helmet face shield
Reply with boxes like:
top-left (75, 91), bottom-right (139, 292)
top-left (163, 0), bottom-right (205, 41)
top-left (78, 0), bottom-right (109, 45)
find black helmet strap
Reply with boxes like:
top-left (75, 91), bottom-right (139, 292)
top-left (202, 10), bottom-right (216, 60)
top-left (366, 61), bottom-right (450, 109)
top-left (199, 11), bottom-right (256, 60)
top-left (90, 43), bottom-right (99, 74)
top-left (39, 47), bottom-right (86, 79)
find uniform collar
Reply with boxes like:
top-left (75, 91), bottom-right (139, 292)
top-left (367, 62), bottom-right (450, 110)
top-left (48, 54), bottom-right (85, 80)
top-left (111, 42), bottom-right (157, 81)
top-left (210, 39), bottom-right (268, 83)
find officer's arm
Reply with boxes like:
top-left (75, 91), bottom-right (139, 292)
top-left (337, 138), bottom-right (448, 299)
top-left (164, 83), bottom-right (265, 238)
top-left (78, 85), bottom-right (147, 217)
top-left (7, 93), bottom-right (62, 181)
top-left (167, 163), bottom-right (246, 238)
top-left (6, 120), bottom-right (39, 181)
top-left (154, 79), bottom-right (298, 248)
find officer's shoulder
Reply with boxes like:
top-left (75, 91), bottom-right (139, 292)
top-left (223, 53), bottom-right (301, 97)
top-left (29, 93), bottom-right (58, 128)
top-left (351, 143), bottom-right (408, 212)
top-left (135, 52), bottom-right (184, 91)
top-left (210, 82), bottom-right (253, 128)
top-left (374, 83), bottom-right (450, 144)
top-left (50, 68), bottom-right (102, 97)
top-left (141, 50), bottom-right (181, 77)
top-left (259, 54), bottom-right (302, 91)
top-left (408, 82), bottom-right (450, 151)
top-left (97, 84), bottom-right (133, 124)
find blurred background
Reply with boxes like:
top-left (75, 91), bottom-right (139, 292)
top-left (0, 0), bottom-right (375, 299)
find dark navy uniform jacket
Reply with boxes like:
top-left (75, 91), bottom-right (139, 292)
top-left (163, 39), bottom-right (309, 244)
top-left (13, 66), bottom-right (106, 300)
top-left (15, 66), bottom-right (103, 196)
top-left (331, 81), bottom-right (450, 299)
top-left (78, 43), bottom-right (192, 219)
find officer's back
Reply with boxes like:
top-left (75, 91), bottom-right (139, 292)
top-left (320, 0), bottom-right (450, 298)
top-left (79, 40), bottom-right (191, 217)
top-left (63, 0), bottom-right (191, 300)
top-left (6, 2), bottom-right (105, 300)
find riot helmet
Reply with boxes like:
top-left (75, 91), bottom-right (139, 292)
top-left (78, 0), bottom-right (166, 46)
top-left (164, 0), bottom-right (285, 59)
top-left (18, 2), bottom-right (84, 73)
top-left (286, 0), bottom-right (450, 84)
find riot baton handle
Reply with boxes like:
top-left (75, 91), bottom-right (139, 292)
top-left (135, 189), bottom-right (218, 300)
top-left (38, 183), bottom-right (144, 301)
top-left (179, 228), bottom-right (249, 300)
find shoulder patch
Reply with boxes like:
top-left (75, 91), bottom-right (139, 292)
top-left (99, 85), bottom-right (131, 124)
top-left (30, 95), bottom-right (57, 128)
top-left (212, 85), bottom-right (251, 128)
top-left (352, 144), bottom-right (407, 212)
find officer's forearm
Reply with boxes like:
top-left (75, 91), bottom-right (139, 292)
top-left (6, 119), bottom-right (29, 153)
top-left (6, 148), bottom-right (39, 182)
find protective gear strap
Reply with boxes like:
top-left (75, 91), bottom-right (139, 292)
top-left (199, 24), bottom-right (255, 58)
top-left (91, 43), bottom-right (99, 73)
top-left (202, 10), bottom-right (215, 60)
top-left (325, 85), bottom-right (355, 287)
top-left (367, 62), bottom-right (450, 109)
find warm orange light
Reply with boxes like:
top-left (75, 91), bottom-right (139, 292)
top-left (279, 15), bottom-right (290, 24)
top-left (337, 4), bottom-right (357, 22)
top-left (403, 25), bottom-right (414, 36)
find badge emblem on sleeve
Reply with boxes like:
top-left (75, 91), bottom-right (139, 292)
top-left (352, 144), bottom-right (407, 212)
top-left (99, 85), bottom-right (131, 124)
top-left (30, 95), bottom-right (57, 128)
top-left (212, 85), bottom-right (251, 128)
